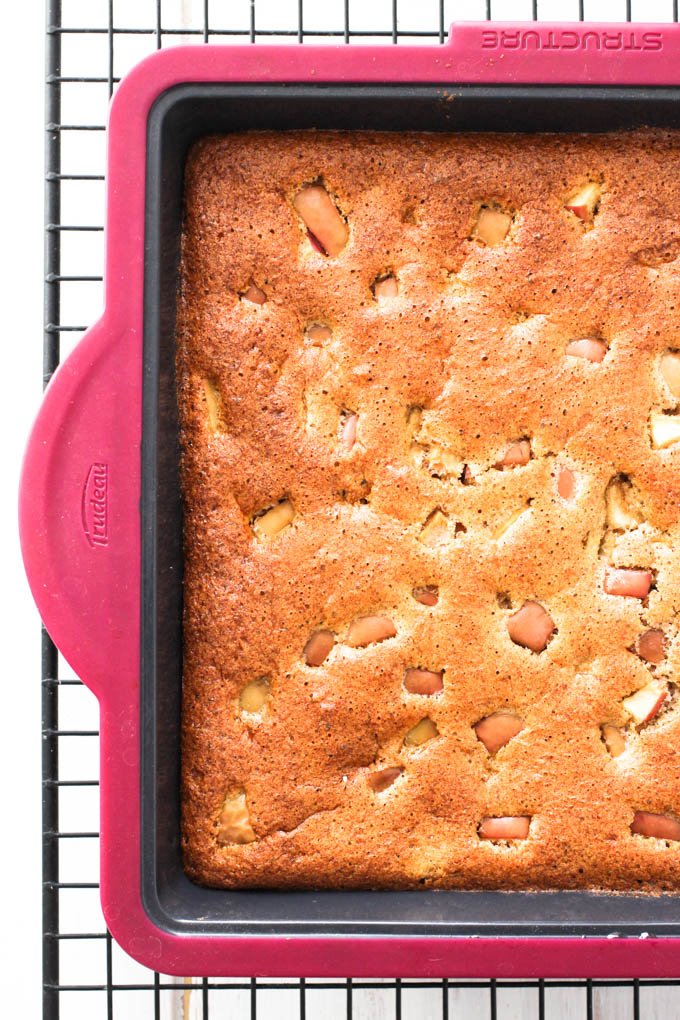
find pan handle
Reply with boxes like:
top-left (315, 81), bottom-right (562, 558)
top-left (19, 316), bottom-right (141, 698)
top-left (446, 21), bottom-right (679, 85)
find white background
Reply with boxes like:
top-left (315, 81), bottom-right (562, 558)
top-left (1, 1), bottom-right (45, 1016)
top-left (2, 1), bottom-right (680, 1018)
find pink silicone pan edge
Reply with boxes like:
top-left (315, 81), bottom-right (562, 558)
top-left (19, 23), bottom-right (680, 977)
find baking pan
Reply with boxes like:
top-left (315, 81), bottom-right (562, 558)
top-left (20, 22), bottom-right (680, 978)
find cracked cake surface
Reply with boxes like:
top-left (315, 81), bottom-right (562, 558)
top-left (177, 129), bottom-right (680, 890)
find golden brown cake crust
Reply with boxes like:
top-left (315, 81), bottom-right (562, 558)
top-left (177, 129), bottom-right (680, 890)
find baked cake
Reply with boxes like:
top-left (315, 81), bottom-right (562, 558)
top-left (177, 130), bottom-right (680, 890)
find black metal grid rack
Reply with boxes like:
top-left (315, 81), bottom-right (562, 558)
top-left (43, 1), bottom-right (680, 1017)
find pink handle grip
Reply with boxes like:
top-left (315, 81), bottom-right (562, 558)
top-left (445, 21), bottom-right (680, 83)
top-left (19, 317), bottom-right (140, 696)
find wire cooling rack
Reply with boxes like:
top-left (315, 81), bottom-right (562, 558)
top-left (44, 0), bottom-right (680, 1017)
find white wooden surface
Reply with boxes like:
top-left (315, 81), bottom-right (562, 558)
top-left (2, 3), bottom-right (47, 1018)
top-left (5, 1), bottom-right (680, 1017)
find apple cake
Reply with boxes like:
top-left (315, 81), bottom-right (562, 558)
top-left (177, 129), bottom-right (680, 889)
